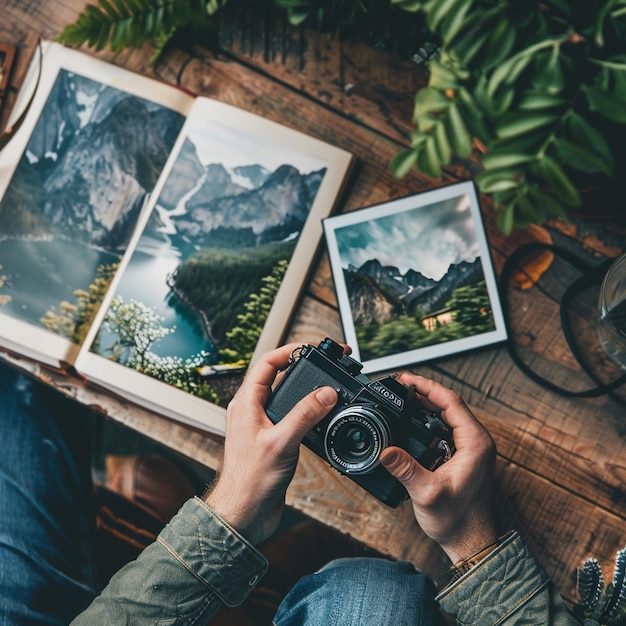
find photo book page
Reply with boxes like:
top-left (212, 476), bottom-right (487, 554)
top-left (0, 41), bottom-right (194, 366)
top-left (0, 42), bottom-right (354, 434)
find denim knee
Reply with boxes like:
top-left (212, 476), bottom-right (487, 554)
top-left (273, 557), bottom-right (436, 626)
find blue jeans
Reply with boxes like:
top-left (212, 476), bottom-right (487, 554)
top-left (0, 362), bottom-right (98, 625)
top-left (274, 558), bottom-right (437, 625)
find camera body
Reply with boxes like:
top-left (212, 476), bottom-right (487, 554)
top-left (266, 338), bottom-right (455, 507)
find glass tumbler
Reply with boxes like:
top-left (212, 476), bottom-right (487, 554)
top-left (598, 253), bottom-right (626, 371)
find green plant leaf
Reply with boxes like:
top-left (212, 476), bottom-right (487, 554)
top-left (583, 85), bottom-right (626, 123)
top-left (428, 59), bottom-right (460, 90)
top-left (517, 92), bottom-right (569, 111)
top-left (486, 35), bottom-right (563, 99)
top-left (447, 3), bottom-right (504, 50)
top-left (57, 0), bottom-right (228, 56)
top-left (531, 46), bottom-right (566, 92)
top-left (434, 120), bottom-right (452, 164)
top-left (566, 113), bottom-right (612, 163)
top-left (425, 0), bottom-right (466, 33)
top-left (285, 8), bottom-right (311, 26)
top-left (476, 168), bottom-right (522, 193)
top-left (536, 155), bottom-right (581, 207)
top-left (445, 102), bottom-right (472, 158)
top-left (439, 0), bottom-right (473, 46)
top-left (515, 186), bottom-right (546, 223)
top-left (390, 148), bottom-right (417, 178)
top-left (480, 18), bottom-right (516, 71)
top-left (481, 151), bottom-right (536, 170)
top-left (495, 112), bottom-right (559, 139)
top-left (487, 51), bottom-right (533, 99)
top-left (487, 129), bottom-right (546, 156)
top-left (478, 177), bottom-right (520, 193)
top-left (99, 0), bottom-right (121, 21)
top-left (414, 87), bottom-right (450, 115)
top-left (490, 85), bottom-right (515, 116)
top-left (526, 183), bottom-right (568, 220)
top-left (554, 138), bottom-right (613, 175)
top-left (496, 201), bottom-right (515, 235)
top-left (392, 0), bottom-right (424, 12)
top-left (452, 29), bottom-right (489, 66)
top-left (416, 136), bottom-right (443, 177)
top-left (111, 0), bottom-right (131, 18)
top-left (455, 86), bottom-right (491, 142)
top-left (593, 0), bottom-right (620, 47)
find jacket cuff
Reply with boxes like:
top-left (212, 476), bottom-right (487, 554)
top-left (436, 531), bottom-right (551, 622)
top-left (157, 497), bottom-right (268, 607)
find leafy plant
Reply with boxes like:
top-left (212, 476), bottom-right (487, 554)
top-left (58, 0), bottom-right (227, 63)
top-left (575, 546), bottom-right (626, 625)
top-left (388, 0), bottom-right (626, 232)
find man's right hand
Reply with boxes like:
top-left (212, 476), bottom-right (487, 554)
top-left (380, 374), bottom-right (499, 564)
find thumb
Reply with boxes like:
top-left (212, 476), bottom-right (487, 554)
top-left (275, 386), bottom-right (338, 448)
top-left (380, 446), bottom-right (429, 491)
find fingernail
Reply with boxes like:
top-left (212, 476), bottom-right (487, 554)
top-left (316, 386), bottom-right (337, 407)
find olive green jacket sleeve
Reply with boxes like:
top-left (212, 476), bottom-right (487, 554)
top-left (436, 531), bottom-right (581, 625)
top-left (72, 498), bottom-right (580, 626)
top-left (71, 497), bottom-right (268, 626)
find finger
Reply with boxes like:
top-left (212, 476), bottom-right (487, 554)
top-left (273, 386), bottom-right (338, 449)
top-left (226, 344), bottom-right (301, 427)
top-left (380, 446), bottom-right (429, 490)
top-left (247, 343), bottom-right (302, 384)
top-left (398, 373), bottom-right (481, 431)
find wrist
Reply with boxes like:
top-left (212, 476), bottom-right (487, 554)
top-left (440, 521), bottom-right (500, 563)
top-left (441, 531), bottom-right (513, 586)
top-left (204, 486), bottom-right (250, 537)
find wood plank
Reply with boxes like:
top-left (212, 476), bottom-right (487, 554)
top-left (215, 1), bottom-right (429, 146)
top-left (1, 1), bottom-right (625, 612)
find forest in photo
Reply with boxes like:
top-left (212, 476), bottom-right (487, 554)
top-left (345, 257), bottom-right (496, 362)
top-left (99, 257), bottom-right (289, 404)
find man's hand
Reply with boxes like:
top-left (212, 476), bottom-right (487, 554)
top-left (380, 374), bottom-right (498, 563)
top-left (205, 343), bottom-right (338, 545)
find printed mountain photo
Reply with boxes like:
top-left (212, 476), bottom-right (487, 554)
top-left (0, 69), bottom-right (184, 337)
top-left (343, 255), bottom-right (494, 361)
top-left (324, 182), bottom-right (507, 372)
top-left (91, 120), bottom-right (328, 404)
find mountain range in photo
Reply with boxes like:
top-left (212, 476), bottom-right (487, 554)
top-left (344, 256), bottom-right (484, 327)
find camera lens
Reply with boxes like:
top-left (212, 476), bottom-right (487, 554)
top-left (324, 406), bottom-right (391, 475)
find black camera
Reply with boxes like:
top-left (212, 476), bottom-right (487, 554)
top-left (266, 338), bottom-right (455, 507)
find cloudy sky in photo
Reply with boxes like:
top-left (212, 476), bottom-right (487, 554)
top-left (188, 119), bottom-right (326, 174)
top-left (335, 194), bottom-right (481, 281)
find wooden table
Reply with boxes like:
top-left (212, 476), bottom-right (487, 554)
top-left (1, 0), bottom-right (625, 608)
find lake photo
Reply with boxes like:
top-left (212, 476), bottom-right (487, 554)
top-left (0, 238), bottom-right (119, 327)
top-left (90, 115), bottom-right (328, 400)
top-left (0, 67), bottom-right (184, 344)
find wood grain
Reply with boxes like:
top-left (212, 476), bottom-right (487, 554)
top-left (1, 0), bottom-right (625, 611)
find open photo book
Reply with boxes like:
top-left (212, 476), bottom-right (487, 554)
top-left (0, 42), bottom-right (354, 435)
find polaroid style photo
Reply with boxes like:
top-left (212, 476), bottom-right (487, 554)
top-left (323, 180), bottom-right (507, 373)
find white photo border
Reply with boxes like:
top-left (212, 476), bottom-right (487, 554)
top-left (323, 180), bottom-right (507, 374)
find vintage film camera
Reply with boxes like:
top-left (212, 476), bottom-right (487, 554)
top-left (265, 338), bottom-right (455, 507)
